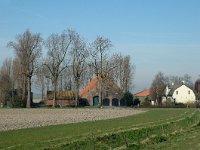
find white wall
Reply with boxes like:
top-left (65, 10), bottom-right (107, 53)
top-left (165, 85), bottom-right (170, 96)
top-left (172, 85), bottom-right (196, 104)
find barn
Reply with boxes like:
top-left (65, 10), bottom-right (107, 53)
top-left (80, 78), bottom-right (123, 106)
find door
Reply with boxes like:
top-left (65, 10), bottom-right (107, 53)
top-left (112, 98), bottom-right (119, 106)
top-left (103, 98), bottom-right (110, 106)
top-left (93, 96), bottom-right (99, 106)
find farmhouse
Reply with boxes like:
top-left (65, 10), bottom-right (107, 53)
top-left (165, 83), bottom-right (196, 104)
top-left (134, 89), bottom-right (152, 103)
top-left (80, 78), bottom-right (123, 106)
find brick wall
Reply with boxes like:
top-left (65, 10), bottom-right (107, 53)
top-left (46, 100), bottom-right (77, 107)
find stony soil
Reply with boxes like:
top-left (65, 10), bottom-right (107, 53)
top-left (0, 108), bottom-right (143, 131)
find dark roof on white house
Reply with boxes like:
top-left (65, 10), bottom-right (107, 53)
top-left (168, 83), bottom-right (193, 96)
top-left (168, 84), bottom-right (182, 96)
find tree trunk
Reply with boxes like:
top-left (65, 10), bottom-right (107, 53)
top-left (41, 84), bottom-right (44, 101)
top-left (11, 80), bottom-right (14, 107)
top-left (26, 76), bottom-right (31, 108)
top-left (22, 74), bottom-right (27, 107)
top-left (75, 79), bottom-right (79, 107)
top-left (98, 77), bottom-right (102, 106)
top-left (99, 51), bottom-right (103, 107)
top-left (53, 81), bottom-right (57, 107)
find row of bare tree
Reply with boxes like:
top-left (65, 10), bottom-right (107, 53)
top-left (0, 29), bottom-right (134, 108)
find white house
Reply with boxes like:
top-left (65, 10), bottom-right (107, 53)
top-left (166, 83), bottom-right (196, 104)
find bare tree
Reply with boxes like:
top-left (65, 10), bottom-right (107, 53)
top-left (12, 57), bottom-right (25, 103)
top-left (0, 58), bottom-right (12, 107)
top-left (165, 76), bottom-right (182, 86)
top-left (90, 36), bottom-right (112, 106)
top-left (122, 55), bottom-right (134, 92)
top-left (109, 54), bottom-right (135, 93)
top-left (90, 36), bottom-right (125, 106)
top-left (166, 74), bottom-right (193, 89)
top-left (35, 64), bottom-right (48, 101)
top-left (183, 74), bottom-right (193, 89)
top-left (8, 30), bottom-right (43, 108)
top-left (44, 29), bottom-right (73, 107)
top-left (71, 32), bottom-right (89, 106)
top-left (150, 72), bottom-right (167, 106)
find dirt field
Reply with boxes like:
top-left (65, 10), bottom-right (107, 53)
top-left (0, 108), bottom-right (143, 131)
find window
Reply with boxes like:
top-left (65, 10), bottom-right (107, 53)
top-left (176, 91), bottom-right (178, 95)
top-left (188, 91), bottom-right (190, 94)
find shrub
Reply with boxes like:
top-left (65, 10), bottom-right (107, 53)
top-left (162, 98), bottom-right (174, 107)
top-left (173, 102), bottom-right (198, 108)
top-left (174, 103), bottom-right (186, 108)
top-left (152, 135), bottom-right (167, 143)
top-left (141, 97), bottom-right (151, 108)
top-left (133, 98), bottom-right (140, 106)
top-left (186, 102), bottom-right (198, 108)
top-left (196, 101), bottom-right (200, 108)
top-left (11, 96), bottom-right (25, 108)
top-left (195, 92), bottom-right (200, 100)
top-left (120, 92), bottom-right (134, 106)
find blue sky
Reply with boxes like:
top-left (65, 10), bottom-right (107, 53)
top-left (0, 0), bottom-right (200, 92)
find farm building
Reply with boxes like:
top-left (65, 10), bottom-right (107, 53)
top-left (166, 83), bottom-right (196, 104)
top-left (134, 89), bottom-right (152, 103)
top-left (46, 90), bottom-right (76, 107)
top-left (80, 78), bottom-right (123, 106)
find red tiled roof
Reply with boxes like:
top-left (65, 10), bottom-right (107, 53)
top-left (134, 89), bottom-right (151, 97)
top-left (80, 78), bottom-right (98, 97)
